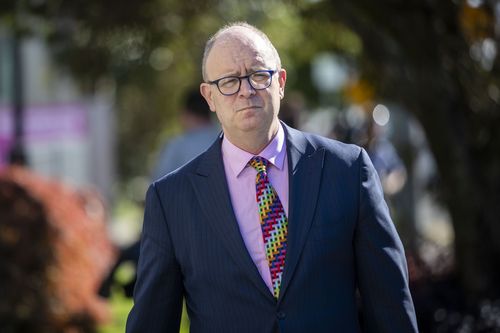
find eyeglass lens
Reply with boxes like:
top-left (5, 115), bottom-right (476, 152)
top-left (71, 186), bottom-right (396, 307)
top-left (218, 71), bottom-right (273, 95)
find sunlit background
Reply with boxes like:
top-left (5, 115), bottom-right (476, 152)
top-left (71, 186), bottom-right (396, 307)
top-left (1, 0), bottom-right (500, 332)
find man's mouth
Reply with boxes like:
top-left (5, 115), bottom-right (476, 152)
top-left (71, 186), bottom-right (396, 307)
top-left (236, 106), bottom-right (261, 112)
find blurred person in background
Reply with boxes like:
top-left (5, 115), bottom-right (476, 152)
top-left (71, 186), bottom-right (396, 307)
top-left (127, 22), bottom-right (417, 333)
top-left (361, 117), bottom-right (407, 196)
top-left (332, 114), bottom-right (407, 196)
top-left (152, 88), bottom-right (220, 179)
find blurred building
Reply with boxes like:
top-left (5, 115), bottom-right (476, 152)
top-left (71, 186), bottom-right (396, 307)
top-left (0, 27), bottom-right (116, 202)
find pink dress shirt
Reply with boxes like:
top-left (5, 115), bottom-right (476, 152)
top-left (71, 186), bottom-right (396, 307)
top-left (221, 124), bottom-right (289, 294)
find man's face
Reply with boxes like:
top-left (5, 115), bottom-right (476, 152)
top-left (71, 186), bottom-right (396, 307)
top-left (200, 28), bottom-right (286, 142)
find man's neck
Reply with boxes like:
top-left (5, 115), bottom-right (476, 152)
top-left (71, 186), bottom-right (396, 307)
top-left (224, 121), bottom-right (280, 155)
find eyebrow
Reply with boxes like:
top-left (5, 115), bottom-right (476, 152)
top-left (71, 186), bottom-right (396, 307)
top-left (216, 66), bottom-right (270, 79)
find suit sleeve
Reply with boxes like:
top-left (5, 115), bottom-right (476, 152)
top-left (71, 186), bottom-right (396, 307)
top-left (354, 148), bottom-right (418, 332)
top-left (126, 183), bottom-right (184, 333)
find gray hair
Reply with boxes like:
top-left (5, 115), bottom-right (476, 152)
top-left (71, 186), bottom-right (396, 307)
top-left (201, 22), bottom-right (282, 82)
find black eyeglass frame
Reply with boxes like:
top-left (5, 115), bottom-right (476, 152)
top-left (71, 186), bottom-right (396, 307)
top-left (207, 69), bottom-right (278, 96)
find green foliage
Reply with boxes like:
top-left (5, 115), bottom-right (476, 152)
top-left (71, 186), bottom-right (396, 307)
top-left (98, 289), bottom-right (190, 333)
top-left (98, 290), bottom-right (133, 333)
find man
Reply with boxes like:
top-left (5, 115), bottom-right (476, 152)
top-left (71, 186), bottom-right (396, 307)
top-left (152, 88), bottom-right (220, 179)
top-left (126, 22), bottom-right (418, 333)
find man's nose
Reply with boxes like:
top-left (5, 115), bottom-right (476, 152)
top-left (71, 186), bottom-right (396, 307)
top-left (238, 77), bottom-right (256, 98)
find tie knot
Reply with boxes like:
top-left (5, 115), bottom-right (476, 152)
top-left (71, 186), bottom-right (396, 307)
top-left (248, 156), bottom-right (269, 173)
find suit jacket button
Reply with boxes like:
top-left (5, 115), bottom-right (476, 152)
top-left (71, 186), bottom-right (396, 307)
top-left (277, 311), bottom-right (286, 320)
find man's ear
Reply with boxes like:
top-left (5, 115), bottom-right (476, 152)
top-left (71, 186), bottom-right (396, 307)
top-left (278, 69), bottom-right (287, 99)
top-left (200, 83), bottom-right (216, 112)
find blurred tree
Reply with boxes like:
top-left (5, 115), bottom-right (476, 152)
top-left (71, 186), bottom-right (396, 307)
top-left (0, 0), bottom-right (215, 180)
top-left (301, 0), bottom-right (500, 304)
top-left (0, 0), bottom-right (311, 181)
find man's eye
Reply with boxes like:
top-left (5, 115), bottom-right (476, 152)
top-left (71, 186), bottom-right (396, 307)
top-left (220, 78), bottom-right (239, 88)
top-left (252, 73), bottom-right (269, 82)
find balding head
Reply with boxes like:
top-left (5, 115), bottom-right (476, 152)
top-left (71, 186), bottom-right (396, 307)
top-left (202, 22), bottom-right (281, 82)
top-left (199, 22), bottom-right (287, 153)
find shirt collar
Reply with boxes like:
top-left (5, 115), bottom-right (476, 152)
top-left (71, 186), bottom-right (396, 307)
top-left (222, 123), bottom-right (287, 177)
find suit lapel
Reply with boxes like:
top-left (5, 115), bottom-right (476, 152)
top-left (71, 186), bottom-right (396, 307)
top-left (189, 137), bottom-right (275, 302)
top-left (278, 124), bottom-right (325, 303)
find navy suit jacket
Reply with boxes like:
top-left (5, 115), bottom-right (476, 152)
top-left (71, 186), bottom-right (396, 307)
top-left (126, 124), bottom-right (418, 333)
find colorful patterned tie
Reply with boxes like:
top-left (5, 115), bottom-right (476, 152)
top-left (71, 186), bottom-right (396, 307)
top-left (248, 156), bottom-right (288, 299)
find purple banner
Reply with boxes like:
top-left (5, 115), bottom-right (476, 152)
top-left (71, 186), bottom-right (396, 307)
top-left (0, 103), bottom-right (89, 166)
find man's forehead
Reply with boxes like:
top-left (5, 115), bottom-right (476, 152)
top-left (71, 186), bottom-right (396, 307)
top-left (206, 28), bottom-right (275, 76)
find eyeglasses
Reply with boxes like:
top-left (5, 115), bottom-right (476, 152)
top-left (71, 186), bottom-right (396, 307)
top-left (208, 69), bottom-right (277, 96)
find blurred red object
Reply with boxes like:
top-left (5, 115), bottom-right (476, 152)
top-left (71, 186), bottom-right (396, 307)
top-left (0, 166), bottom-right (116, 324)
